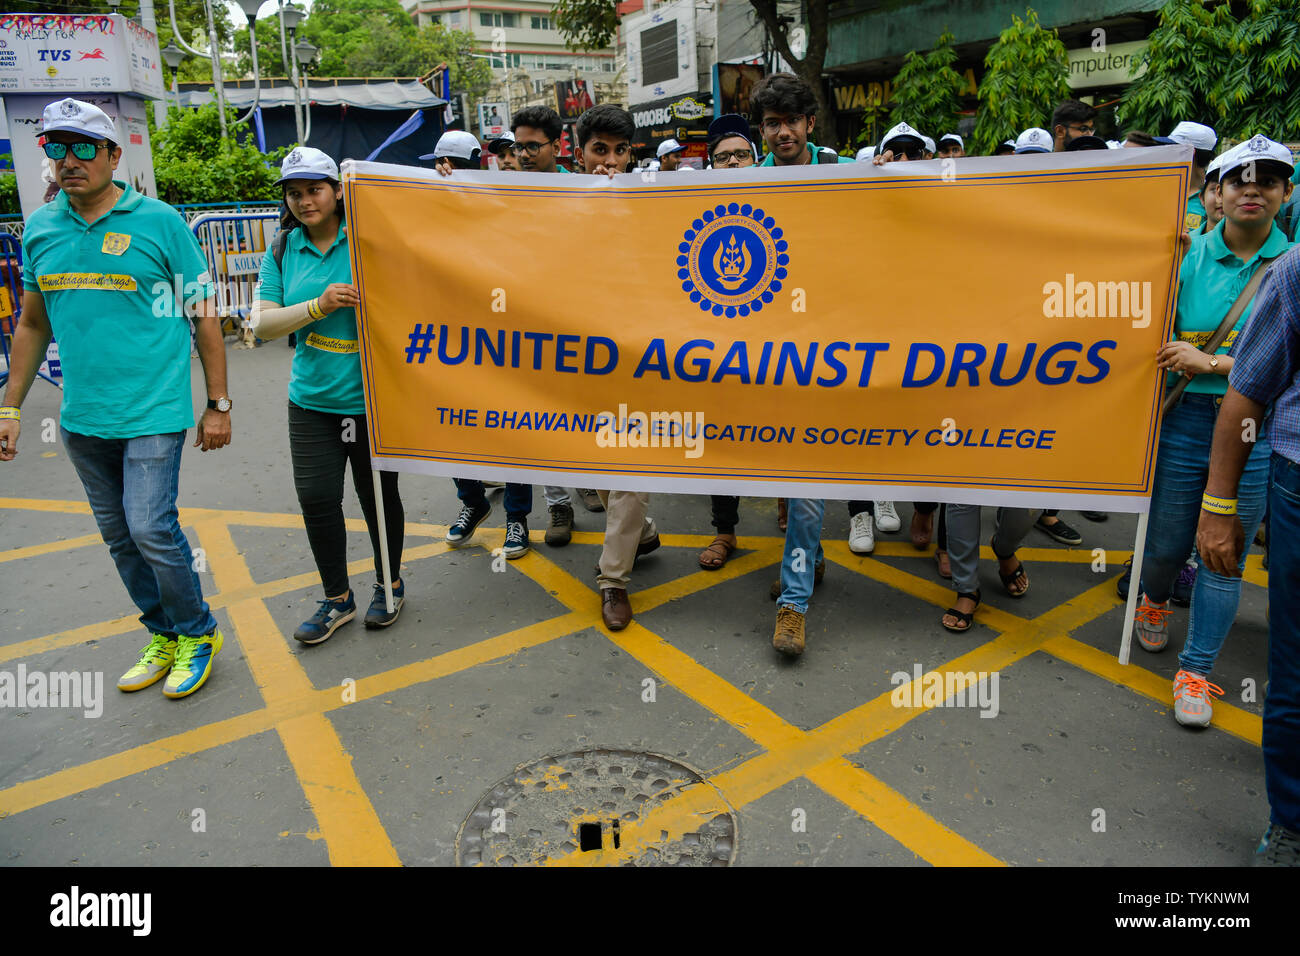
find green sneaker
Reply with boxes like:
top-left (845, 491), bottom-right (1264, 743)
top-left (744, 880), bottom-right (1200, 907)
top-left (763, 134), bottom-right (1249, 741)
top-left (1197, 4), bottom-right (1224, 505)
top-left (116, 633), bottom-right (178, 692)
top-left (163, 629), bottom-right (224, 699)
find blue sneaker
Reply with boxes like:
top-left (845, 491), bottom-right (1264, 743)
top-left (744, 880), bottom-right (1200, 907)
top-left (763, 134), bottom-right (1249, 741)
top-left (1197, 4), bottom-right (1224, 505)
top-left (1172, 561), bottom-right (1197, 607)
top-left (163, 629), bottom-right (223, 699)
top-left (364, 580), bottom-right (405, 628)
top-left (503, 520), bottom-right (530, 559)
top-left (446, 502), bottom-right (492, 545)
top-left (294, 592), bottom-right (356, 644)
top-left (1254, 823), bottom-right (1300, 866)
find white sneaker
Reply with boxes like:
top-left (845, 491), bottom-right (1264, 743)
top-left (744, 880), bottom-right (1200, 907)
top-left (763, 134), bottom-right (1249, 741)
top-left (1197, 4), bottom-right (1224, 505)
top-left (874, 501), bottom-right (901, 533)
top-left (848, 512), bottom-right (875, 554)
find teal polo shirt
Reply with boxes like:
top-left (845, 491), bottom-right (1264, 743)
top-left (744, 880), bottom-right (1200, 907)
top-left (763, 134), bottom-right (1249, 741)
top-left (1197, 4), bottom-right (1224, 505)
top-left (759, 142), bottom-right (853, 166)
top-left (1185, 193), bottom-right (1207, 233)
top-left (1172, 218), bottom-right (1293, 395)
top-left (20, 182), bottom-right (214, 439)
top-left (256, 224), bottom-right (364, 415)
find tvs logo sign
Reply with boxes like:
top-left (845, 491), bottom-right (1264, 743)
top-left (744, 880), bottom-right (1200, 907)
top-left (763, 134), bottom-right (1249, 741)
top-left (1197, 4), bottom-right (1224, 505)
top-left (36, 49), bottom-right (71, 61)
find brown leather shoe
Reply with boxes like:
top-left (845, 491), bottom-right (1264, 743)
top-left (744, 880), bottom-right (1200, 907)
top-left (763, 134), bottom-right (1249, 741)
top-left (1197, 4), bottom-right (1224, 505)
top-left (601, 587), bottom-right (632, 631)
top-left (773, 605), bottom-right (806, 656)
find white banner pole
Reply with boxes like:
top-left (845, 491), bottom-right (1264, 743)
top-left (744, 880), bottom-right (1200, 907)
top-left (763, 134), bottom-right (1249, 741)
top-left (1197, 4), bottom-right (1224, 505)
top-left (1118, 511), bottom-right (1150, 665)
top-left (372, 467), bottom-right (395, 613)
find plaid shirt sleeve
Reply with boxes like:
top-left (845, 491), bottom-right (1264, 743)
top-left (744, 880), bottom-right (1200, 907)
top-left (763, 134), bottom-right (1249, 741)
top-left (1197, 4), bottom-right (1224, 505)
top-left (1229, 246), bottom-right (1300, 407)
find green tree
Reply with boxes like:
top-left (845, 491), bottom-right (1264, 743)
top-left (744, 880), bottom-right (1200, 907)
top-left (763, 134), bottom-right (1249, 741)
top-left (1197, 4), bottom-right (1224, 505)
top-left (83, 0), bottom-right (239, 82)
top-left (971, 7), bottom-right (1071, 155)
top-left (888, 31), bottom-right (966, 141)
top-left (1118, 0), bottom-right (1300, 142)
top-left (150, 103), bottom-right (286, 204)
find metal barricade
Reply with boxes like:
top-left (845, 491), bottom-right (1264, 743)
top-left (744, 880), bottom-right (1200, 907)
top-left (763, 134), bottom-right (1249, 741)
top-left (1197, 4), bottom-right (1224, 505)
top-left (0, 233), bottom-right (61, 389)
top-left (190, 212), bottom-right (280, 340)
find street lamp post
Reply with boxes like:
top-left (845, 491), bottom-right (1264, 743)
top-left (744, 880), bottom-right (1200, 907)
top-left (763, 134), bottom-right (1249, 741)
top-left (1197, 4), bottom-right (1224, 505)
top-left (166, 0), bottom-right (228, 139)
top-left (279, 3), bottom-right (307, 143)
top-left (294, 40), bottom-right (318, 143)
top-left (160, 38), bottom-right (185, 114)
top-left (233, 0), bottom-right (266, 125)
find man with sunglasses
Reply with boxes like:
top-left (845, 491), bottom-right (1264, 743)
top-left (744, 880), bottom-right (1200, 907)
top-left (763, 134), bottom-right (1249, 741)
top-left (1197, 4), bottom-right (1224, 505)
top-left (1, 98), bottom-right (230, 700)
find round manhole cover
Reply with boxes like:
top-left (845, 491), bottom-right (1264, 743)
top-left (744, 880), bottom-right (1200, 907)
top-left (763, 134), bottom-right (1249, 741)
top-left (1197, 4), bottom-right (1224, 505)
top-left (456, 749), bottom-right (738, 866)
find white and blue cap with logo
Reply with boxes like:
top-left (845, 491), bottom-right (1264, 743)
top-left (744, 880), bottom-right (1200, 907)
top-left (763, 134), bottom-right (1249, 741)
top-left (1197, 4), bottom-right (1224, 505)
top-left (487, 130), bottom-right (516, 155)
top-left (40, 97), bottom-right (117, 142)
top-left (1217, 135), bottom-right (1296, 182)
top-left (881, 121), bottom-right (925, 152)
top-left (938, 133), bottom-right (964, 148)
top-left (657, 138), bottom-right (687, 158)
top-left (1168, 121), bottom-right (1217, 152)
top-left (276, 146), bottom-right (339, 184)
top-left (1014, 127), bottom-right (1052, 153)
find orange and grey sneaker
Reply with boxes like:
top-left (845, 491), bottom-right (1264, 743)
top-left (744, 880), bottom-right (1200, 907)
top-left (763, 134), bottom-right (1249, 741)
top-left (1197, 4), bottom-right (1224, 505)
top-left (1172, 669), bottom-right (1223, 728)
top-left (163, 629), bottom-right (224, 699)
top-left (1134, 595), bottom-right (1172, 652)
top-left (773, 606), bottom-right (806, 657)
top-left (116, 632), bottom-right (178, 692)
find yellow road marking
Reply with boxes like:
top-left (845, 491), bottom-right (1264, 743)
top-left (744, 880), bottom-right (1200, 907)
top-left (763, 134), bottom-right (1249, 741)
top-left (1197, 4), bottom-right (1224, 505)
top-left (0, 542), bottom-right (451, 664)
top-left (276, 713), bottom-right (403, 866)
top-left (0, 499), bottom-right (1271, 868)
top-left (0, 533), bottom-right (102, 564)
top-left (1041, 635), bottom-right (1262, 745)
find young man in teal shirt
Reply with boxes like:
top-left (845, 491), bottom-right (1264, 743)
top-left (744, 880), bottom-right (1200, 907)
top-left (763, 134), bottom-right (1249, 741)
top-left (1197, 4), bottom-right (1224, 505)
top-left (0, 98), bottom-right (231, 699)
top-left (748, 72), bottom-right (849, 655)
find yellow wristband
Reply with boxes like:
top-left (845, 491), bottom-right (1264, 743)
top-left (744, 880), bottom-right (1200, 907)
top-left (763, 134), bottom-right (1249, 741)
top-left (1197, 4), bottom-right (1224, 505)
top-left (0, 407), bottom-right (20, 421)
top-left (306, 298), bottom-right (323, 321)
top-left (1201, 494), bottom-right (1237, 516)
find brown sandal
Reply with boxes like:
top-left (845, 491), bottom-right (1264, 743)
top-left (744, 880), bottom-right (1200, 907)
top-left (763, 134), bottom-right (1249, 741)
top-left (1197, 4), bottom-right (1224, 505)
top-left (934, 549), bottom-right (951, 579)
top-left (698, 535), bottom-right (736, 571)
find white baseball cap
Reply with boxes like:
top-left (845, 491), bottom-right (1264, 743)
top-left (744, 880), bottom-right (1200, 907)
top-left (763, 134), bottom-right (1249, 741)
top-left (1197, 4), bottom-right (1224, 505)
top-left (40, 97), bottom-right (117, 142)
top-left (431, 130), bottom-right (482, 162)
top-left (486, 130), bottom-right (515, 155)
top-left (880, 121), bottom-right (925, 153)
top-left (855, 146), bottom-right (875, 162)
top-left (276, 146), bottom-right (339, 184)
top-left (1106, 139), bottom-right (1122, 149)
top-left (657, 138), bottom-right (686, 158)
top-left (921, 135), bottom-right (936, 154)
top-left (1204, 151), bottom-right (1226, 183)
top-left (1168, 121), bottom-right (1217, 152)
top-left (1014, 128), bottom-right (1052, 154)
top-left (938, 133), bottom-right (964, 148)
top-left (1217, 135), bottom-right (1295, 182)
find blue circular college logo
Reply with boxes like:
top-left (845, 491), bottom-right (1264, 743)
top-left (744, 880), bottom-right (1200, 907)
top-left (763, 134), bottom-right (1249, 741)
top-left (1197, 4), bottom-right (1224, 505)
top-left (678, 204), bottom-right (789, 317)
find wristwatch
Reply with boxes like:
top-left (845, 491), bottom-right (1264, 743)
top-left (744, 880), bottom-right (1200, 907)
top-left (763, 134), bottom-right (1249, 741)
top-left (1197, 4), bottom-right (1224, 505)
top-left (1208, 357), bottom-right (1220, 371)
top-left (207, 397), bottom-right (233, 412)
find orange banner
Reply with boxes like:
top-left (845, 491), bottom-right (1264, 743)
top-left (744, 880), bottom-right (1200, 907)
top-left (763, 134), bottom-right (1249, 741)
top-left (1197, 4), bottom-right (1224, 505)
top-left (344, 146), bottom-right (1191, 511)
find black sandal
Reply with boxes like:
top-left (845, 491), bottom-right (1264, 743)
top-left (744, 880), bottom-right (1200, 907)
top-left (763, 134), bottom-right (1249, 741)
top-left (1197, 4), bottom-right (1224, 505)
top-left (992, 537), bottom-right (1029, 598)
top-left (941, 590), bottom-right (981, 633)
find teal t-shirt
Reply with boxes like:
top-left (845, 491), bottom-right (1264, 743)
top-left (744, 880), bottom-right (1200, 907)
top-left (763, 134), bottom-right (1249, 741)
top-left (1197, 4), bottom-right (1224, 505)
top-left (1185, 193), bottom-right (1207, 233)
top-left (759, 142), bottom-right (853, 166)
top-left (255, 224), bottom-right (364, 415)
top-left (21, 182), bottom-right (215, 439)
top-left (1171, 219), bottom-right (1293, 395)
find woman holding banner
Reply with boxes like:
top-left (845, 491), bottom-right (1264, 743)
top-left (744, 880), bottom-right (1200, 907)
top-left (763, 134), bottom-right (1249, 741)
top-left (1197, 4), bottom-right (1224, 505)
top-left (251, 147), bottom-right (407, 644)
top-left (1126, 136), bottom-right (1295, 729)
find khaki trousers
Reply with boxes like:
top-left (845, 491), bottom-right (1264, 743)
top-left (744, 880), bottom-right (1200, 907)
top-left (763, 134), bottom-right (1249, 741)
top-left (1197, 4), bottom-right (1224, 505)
top-left (596, 489), bottom-right (656, 590)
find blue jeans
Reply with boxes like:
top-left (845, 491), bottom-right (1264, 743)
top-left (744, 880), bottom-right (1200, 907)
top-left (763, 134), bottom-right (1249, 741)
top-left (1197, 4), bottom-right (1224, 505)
top-left (1139, 394), bottom-right (1270, 677)
top-left (779, 498), bottom-right (824, 613)
top-left (62, 428), bottom-right (217, 638)
top-left (454, 479), bottom-right (531, 522)
top-left (1266, 453), bottom-right (1300, 831)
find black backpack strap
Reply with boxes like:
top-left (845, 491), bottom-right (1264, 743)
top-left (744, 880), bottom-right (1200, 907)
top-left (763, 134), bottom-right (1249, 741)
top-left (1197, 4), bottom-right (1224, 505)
top-left (272, 226), bottom-right (291, 269)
